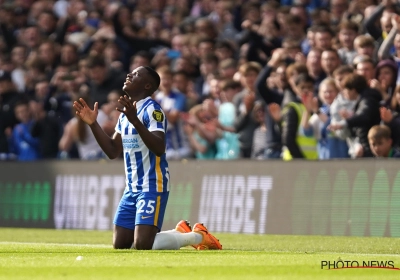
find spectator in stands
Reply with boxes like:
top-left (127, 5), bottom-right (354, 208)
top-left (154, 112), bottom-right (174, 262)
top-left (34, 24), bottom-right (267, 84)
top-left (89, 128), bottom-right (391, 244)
top-left (330, 0), bottom-right (349, 24)
top-left (129, 51), bottom-right (152, 72)
top-left (285, 14), bottom-right (306, 43)
top-left (380, 85), bottom-right (400, 149)
top-left (11, 99), bottom-right (40, 161)
top-left (44, 65), bottom-right (76, 126)
top-left (194, 53), bottom-right (219, 100)
top-left (10, 44), bottom-right (28, 92)
top-left (370, 58), bottom-right (398, 104)
top-left (364, 0), bottom-right (396, 48)
top-left (329, 74), bottom-right (382, 158)
top-left (37, 40), bottom-right (58, 78)
top-left (314, 26), bottom-right (335, 51)
top-left (21, 25), bottom-right (42, 54)
top-left (59, 94), bottom-right (108, 160)
top-left (101, 90), bottom-right (123, 137)
top-left (197, 38), bottom-right (216, 61)
top-left (208, 75), bottom-right (223, 107)
top-left (378, 13), bottom-right (400, 81)
top-left (233, 61), bottom-right (263, 158)
top-left (215, 79), bottom-right (241, 160)
top-left (155, 66), bottom-right (191, 160)
top-left (86, 55), bottom-right (126, 107)
top-left (0, 71), bottom-right (20, 158)
top-left (337, 20), bottom-right (359, 65)
top-left (183, 104), bottom-right (216, 160)
top-left (215, 40), bottom-right (236, 62)
top-left (24, 56), bottom-right (47, 95)
top-left (321, 48), bottom-right (342, 77)
top-left (219, 58), bottom-right (237, 80)
top-left (30, 98), bottom-right (61, 159)
top-left (353, 35), bottom-right (376, 61)
top-left (251, 101), bottom-right (267, 160)
top-left (256, 49), bottom-right (302, 159)
top-left (354, 55), bottom-right (376, 84)
top-left (281, 73), bottom-right (318, 160)
top-left (368, 124), bottom-right (400, 158)
top-left (60, 43), bottom-right (79, 67)
top-left (104, 40), bottom-right (123, 71)
top-left (329, 66), bottom-right (356, 158)
top-left (306, 48), bottom-right (326, 96)
top-left (2, 0), bottom-right (400, 162)
top-left (301, 78), bottom-right (339, 160)
top-left (172, 70), bottom-right (197, 110)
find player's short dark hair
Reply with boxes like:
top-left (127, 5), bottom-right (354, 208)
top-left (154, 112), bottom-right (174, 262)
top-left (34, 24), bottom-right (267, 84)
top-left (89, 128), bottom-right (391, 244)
top-left (144, 66), bottom-right (161, 92)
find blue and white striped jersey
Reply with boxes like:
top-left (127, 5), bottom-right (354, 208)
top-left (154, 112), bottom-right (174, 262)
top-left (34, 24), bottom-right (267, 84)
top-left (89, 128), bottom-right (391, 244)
top-left (115, 97), bottom-right (170, 193)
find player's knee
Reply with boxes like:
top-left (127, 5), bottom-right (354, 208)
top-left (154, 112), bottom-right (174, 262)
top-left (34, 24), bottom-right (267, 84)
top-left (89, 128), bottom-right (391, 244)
top-left (113, 240), bottom-right (132, 249)
top-left (133, 238), bottom-right (153, 250)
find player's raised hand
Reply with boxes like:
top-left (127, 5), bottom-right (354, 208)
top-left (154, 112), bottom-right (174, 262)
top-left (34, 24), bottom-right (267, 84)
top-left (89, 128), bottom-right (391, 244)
top-left (117, 95), bottom-right (139, 123)
top-left (73, 98), bottom-right (98, 125)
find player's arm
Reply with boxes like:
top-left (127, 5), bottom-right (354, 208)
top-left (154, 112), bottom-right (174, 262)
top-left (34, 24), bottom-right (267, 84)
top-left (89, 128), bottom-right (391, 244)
top-left (73, 98), bottom-right (123, 159)
top-left (117, 95), bottom-right (165, 157)
top-left (89, 122), bottom-right (123, 159)
top-left (130, 118), bottom-right (165, 156)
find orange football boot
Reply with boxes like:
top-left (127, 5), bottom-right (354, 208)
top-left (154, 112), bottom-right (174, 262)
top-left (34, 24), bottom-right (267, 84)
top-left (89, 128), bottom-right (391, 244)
top-left (192, 223), bottom-right (222, 250)
top-left (175, 220), bottom-right (192, 233)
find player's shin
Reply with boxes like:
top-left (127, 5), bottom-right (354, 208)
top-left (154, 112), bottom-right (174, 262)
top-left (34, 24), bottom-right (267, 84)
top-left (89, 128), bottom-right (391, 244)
top-left (151, 232), bottom-right (202, 250)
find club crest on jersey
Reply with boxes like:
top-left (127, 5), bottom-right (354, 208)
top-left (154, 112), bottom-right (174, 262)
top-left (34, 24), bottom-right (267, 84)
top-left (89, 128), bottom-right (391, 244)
top-left (152, 110), bottom-right (164, 122)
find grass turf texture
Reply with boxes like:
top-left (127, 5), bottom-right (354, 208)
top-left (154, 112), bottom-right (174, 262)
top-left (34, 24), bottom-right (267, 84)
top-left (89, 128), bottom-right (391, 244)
top-left (1, 228), bottom-right (400, 280)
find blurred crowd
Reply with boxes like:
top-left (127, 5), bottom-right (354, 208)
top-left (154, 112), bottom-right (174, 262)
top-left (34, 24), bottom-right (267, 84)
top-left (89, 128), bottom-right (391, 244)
top-left (1, 0), bottom-right (400, 161)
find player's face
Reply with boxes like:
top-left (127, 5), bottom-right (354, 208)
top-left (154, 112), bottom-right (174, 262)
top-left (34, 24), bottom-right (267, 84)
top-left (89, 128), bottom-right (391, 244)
top-left (123, 67), bottom-right (147, 94)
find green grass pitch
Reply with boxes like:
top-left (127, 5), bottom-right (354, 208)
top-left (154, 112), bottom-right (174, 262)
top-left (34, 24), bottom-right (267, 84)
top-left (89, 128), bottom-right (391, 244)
top-left (1, 228), bottom-right (400, 280)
